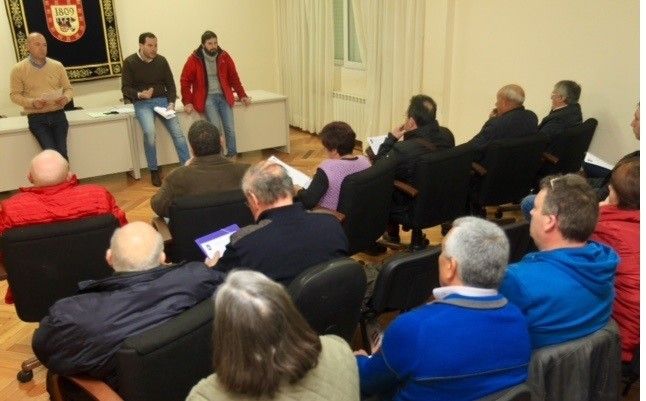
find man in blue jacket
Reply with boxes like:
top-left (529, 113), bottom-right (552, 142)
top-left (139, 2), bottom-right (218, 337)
top-left (356, 217), bottom-right (531, 401)
top-left (32, 222), bottom-right (226, 389)
top-left (500, 174), bottom-right (619, 349)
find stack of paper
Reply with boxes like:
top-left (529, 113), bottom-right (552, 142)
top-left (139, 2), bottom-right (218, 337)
top-left (367, 135), bottom-right (387, 155)
top-left (267, 155), bottom-right (312, 188)
top-left (195, 224), bottom-right (240, 259)
top-left (584, 152), bottom-right (614, 170)
top-left (153, 106), bottom-right (176, 120)
top-left (41, 88), bottom-right (63, 102)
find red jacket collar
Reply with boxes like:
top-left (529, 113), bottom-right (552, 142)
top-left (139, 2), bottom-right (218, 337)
top-left (19, 175), bottom-right (79, 195)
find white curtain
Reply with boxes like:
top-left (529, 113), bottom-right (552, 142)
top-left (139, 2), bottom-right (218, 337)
top-left (352, 0), bottom-right (426, 138)
top-left (276, 0), bottom-right (334, 134)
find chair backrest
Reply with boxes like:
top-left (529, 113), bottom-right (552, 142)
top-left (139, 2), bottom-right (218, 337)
top-left (288, 257), bottom-right (367, 343)
top-left (501, 221), bottom-right (531, 263)
top-left (168, 190), bottom-right (254, 262)
top-left (410, 143), bottom-right (474, 229)
top-left (528, 320), bottom-right (621, 401)
top-left (477, 383), bottom-right (531, 401)
top-left (116, 299), bottom-right (213, 401)
top-left (369, 247), bottom-right (441, 314)
top-left (479, 135), bottom-right (550, 206)
top-left (1, 214), bottom-right (118, 322)
top-left (542, 118), bottom-right (598, 176)
top-left (337, 157), bottom-right (396, 254)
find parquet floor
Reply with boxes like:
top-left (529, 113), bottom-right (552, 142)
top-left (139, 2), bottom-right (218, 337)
top-left (0, 128), bottom-right (638, 400)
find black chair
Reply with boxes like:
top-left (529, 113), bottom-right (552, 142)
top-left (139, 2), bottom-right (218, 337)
top-left (1, 214), bottom-right (119, 382)
top-left (50, 298), bottom-right (214, 401)
top-left (528, 320), bottom-right (621, 401)
top-left (538, 118), bottom-right (598, 179)
top-left (336, 157), bottom-right (396, 254)
top-left (471, 135), bottom-right (550, 218)
top-left (154, 190), bottom-right (254, 262)
top-left (477, 382), bottom-right (531, 401)
top-left (622, 344), bottom-right (639, 396)
top-left (288, 257), bottom-right (367, 343)
top-left (394, 143), bottom-right (475, 249)
top-left (500, 221), bottom-right (531, 263)
top-left (360, 247), bottom-right (440, 353)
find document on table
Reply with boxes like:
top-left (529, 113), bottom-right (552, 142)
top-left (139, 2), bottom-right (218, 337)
top-left (41, 88), bottom-right (63, 102)
top-left (153, 106), bottom-right (176, 119)
top-left (367, 135), bottom-right (387, 155)
top-left (267, 155), bottom-right (312, 188)
top-left (195, 224), bottom-right (241, 259)
top-left (584, 152), bottom-right (614, 170)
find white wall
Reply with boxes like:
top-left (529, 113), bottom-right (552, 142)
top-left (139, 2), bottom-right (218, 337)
top-left (0, 0), bottom-right (279, 115)
top-left (440, 0), bottom-right (639, 163)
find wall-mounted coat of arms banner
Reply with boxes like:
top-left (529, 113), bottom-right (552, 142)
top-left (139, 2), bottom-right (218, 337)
top-left (5, 0), bottom-right (123, 82)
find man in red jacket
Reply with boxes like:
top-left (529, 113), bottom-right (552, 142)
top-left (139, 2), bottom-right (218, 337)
top-left (592, 157), bottom-right (640, 363)
top-left (180, 31), bottom-right (251, 158)
top-left (0, 150), bottom-right (128, 303)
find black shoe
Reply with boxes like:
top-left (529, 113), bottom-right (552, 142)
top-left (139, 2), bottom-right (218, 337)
top-left (151, 170), bottom-right (162, 187)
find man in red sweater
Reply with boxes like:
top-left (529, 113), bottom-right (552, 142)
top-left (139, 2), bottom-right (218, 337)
top-left (592, 157), bottom-right (640, 363)
top-left (180, 30), bottom-right (251, 158)
top-left (0, 150), bottom-right (128, 303)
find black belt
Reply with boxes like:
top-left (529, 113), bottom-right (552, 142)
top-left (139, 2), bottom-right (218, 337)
top-left (27, 109), bottom-right (65, 118)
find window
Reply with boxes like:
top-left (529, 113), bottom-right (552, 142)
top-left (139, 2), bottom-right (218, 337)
top-left (333, 0), bottom-right (363, 69)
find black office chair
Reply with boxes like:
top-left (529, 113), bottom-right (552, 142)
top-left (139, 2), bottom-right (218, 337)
top-left (500, 221), bottom-right (531, 263)
top-left (538, 118), bottom-right (598, 180)
top-left (288, 257), bottom-right (367, 343)
top-left (153, 190), bottom-right (254, 262)
top-left (335, 157), bottom-right (397, 254)
top-left (1, 214), bottom-right (119, 382)
top-left (50, 298), bottom-right (214, 401)
top-left (360, 247), bottom-right (440, 353)
top-left (471, 135), bottom-right (550, 219)
top-left (393, 143), bottom-right (475, 249)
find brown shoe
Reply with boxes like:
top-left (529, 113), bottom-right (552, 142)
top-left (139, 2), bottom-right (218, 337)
top-left (151, 169), bottom-right (162, 187)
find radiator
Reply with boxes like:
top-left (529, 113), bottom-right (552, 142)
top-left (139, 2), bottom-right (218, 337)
top-left (332, 91), bottom-right (366, 134)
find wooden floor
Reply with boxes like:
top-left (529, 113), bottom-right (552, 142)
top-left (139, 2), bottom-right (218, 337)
top-left (0, 128), bottom-right (639, 400)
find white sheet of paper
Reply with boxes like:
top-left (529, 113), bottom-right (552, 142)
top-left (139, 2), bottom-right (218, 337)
top-left (153, 106), bottom-right (176, 120)
top-left (367, 135), bottom-right (387, 155)
top-left (584, 152), bottom-right (614, 170)
top-left (195, 224), bottom-right (240, 259)
top-left (41, 88), bottom-right (63, 102)
top-left (267, 155), bottom-right (312, 188)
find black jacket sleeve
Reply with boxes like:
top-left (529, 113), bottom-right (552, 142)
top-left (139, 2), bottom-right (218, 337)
top-left (296, 168), bottom-right (329, 209)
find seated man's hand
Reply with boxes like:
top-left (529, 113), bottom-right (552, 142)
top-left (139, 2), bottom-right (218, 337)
top-left (204, 251), bottom-right (221, 268)
top-left (32, 98), bottom-right (46, 109)
top-left (241, 97), bottom-right (252, 106)
top-left (184, 103), bottom-right (194, 114)
top-left (54, 96), bottom-right (69, 106)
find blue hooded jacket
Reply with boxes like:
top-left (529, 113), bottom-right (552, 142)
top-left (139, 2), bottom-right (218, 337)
top-left (500, 241), bottom-right (619, 349)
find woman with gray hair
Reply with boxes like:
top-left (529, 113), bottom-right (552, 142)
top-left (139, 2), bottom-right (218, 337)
top-left (186, 270), bottom-right (360, 401)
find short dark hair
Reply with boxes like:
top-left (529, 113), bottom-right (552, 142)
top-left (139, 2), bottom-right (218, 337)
top-left (320, 121), bottom-right (356, 156)
top-left (539, 174), bottom-right (598, 242)
top-left (610, 157), bottom-right (639, 210)
top-left (213, 271), bottom-right (321, 398)
top-left (187, 120), bottom-right (221, 156)
top-left (138, 32), bottom-right (156, 44)
top-left (407, 94), bottom-right (437, 126)
top-left (554, 80), bottom-right (582, 104)
top-left (201, 30), bottom-right (217, 45)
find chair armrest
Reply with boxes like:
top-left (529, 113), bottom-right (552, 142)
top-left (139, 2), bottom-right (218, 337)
top-left (471, 162), bottom-right (487, 176)
top-left (312, 206), bottom-right (346, 222)
top-left (59, 375), bottom-right (124, 401)
top-left (542, 152), bottom-right (559, 165)
top-left (151, 217), bottom-right (172, 244)
top-left (393, 180), bottom-right (419, 197)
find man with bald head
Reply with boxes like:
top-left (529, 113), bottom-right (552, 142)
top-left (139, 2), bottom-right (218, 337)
top-left (10, 32), bottom-right (73, 159)
top-left (0, 150), bottom-right (127, 303)
top-left (32, 221), bottom-right (226, 389)
top-left (469, 84), bottom-right (538, 149)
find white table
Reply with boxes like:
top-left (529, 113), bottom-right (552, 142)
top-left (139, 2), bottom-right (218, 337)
top-left (0, 107), bottom-right (138, 192)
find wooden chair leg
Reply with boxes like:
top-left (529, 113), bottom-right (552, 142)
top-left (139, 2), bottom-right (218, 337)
top-left (17, 356), bottom-right (41, 382)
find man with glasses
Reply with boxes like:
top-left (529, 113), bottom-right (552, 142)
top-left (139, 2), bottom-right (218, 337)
top-left (537, 80), bottom-right (583, 138)
top-left (500, 174), bottom-right (619, 349)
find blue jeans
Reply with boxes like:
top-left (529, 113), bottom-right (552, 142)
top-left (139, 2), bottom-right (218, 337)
top-left (204, 93), bottom-right (237, 156)
top-left (28, 110), bottom-right (69, 159)
top-left (520, 194), bottom-right (536, 221)
top-left (134, 97), bottom-right (190, 171)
